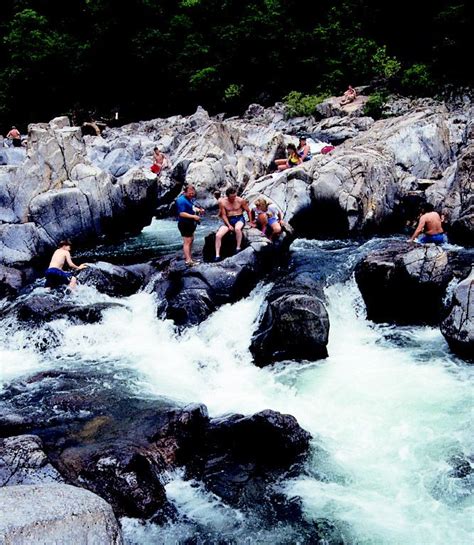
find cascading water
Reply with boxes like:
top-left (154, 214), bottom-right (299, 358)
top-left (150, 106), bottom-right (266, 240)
top-left (1, 234), bottom-right (472, 544)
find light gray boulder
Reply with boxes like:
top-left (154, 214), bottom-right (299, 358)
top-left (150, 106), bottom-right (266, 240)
top-left (0, 435), bottom-right (63, 486)
top-left (101, 148), bottom-right (135, 177)
top-left (0, 147), bottom-right (26, 166)
top-left (0, 223), bottom-right (47, 266)
top-left (0, 264), bottom-right (24, 298)
top-left (0, 484), bottom-right (123, 544)
top-left (441, 268), bottom-right (474, 360)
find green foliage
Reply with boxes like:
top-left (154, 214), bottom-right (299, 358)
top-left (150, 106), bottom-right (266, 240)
top-left (283, 91), bottom-right (329, 118)
top-left (0, 0), bottom-right (470, 128)
top-left (371, 46), bottom-right (401, 79)
top-left (224, 83), bottom-right (243, 102)
top-left (189, 67), bottom-right (219, 92)
top-left (401, 64), bottom-right (433, 95)
top-left (363, 92), bottom-right (387, 119)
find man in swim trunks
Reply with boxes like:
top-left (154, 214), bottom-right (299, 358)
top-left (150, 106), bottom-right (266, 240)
top-left (409, 203), bottom-right (446, 244)
top-left (176, 185), bottom-right (204, 267)
top-left (45, 240), bottom-right (88, 289)
top-left (214, 187), bottom-right (251, 261)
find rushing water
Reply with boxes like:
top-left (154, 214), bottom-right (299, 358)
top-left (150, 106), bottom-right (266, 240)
top-left (1, 232), bottom-right (472, 544)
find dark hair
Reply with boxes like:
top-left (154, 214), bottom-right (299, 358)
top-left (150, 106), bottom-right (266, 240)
top-left (422, 202), bottom-right (435, 213)
top-left (183, 184), bottom-right (195, 193)
top-left (153, 147), bottom-right (158, 151)
top-left (287, 143), bottom-right (297, 152)
top-left (58, 239), bottom-right (72, 248)
top-left (225, 187), bottom-right (237, 197)
top-left (214, 190), bottom-right (222, 199)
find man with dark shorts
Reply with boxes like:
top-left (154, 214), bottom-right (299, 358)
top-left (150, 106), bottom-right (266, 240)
top-left (176, 185), bottom-right (204, 267)
top-left (45, 240), bottom-right (88, 289)
top-left (409, 203), bottom-right (447, 244)
top-left (214, 187), bottom-right (251, 261)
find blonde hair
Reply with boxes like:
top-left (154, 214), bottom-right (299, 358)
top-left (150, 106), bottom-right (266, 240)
top-left (254, 197), bottom-right (268, 210)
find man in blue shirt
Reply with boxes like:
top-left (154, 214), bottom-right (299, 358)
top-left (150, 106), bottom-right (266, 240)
top-left (176, 185), bottom-right (204, 266)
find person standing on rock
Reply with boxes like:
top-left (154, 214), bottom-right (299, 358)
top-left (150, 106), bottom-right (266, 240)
top-left (214, 187), bottom-right (251, 261)
top-left (176, 185), bottom-right (204, 267)
top-left (6, 126), bottom-right (21, 147)
top-left (151, 147), bottom-right (170, 175)
top-left (45, 240), bottom-right (88, 289)
top-left (409, 203), bottom-right (446, 244)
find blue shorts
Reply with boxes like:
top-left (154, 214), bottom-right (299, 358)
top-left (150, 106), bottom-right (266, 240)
top-left (268, 216), bottom-right (279, 226)
top-left (419, 233), bottom-right (446, 244)
top-left (228, 215), bottom-right (245, 227)
top-left (45, 267), bottom-right (73, 288)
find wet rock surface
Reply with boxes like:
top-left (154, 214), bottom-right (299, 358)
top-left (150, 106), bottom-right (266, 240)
top-left (0, 370), bottom-right (311, 520)
top-left (441, 268), bottom-right (474, 360)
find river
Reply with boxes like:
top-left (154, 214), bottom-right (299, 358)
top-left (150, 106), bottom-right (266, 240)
top-left (1, 222), bottom-right (472, 544)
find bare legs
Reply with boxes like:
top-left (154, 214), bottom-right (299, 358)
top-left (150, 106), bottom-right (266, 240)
top-left (215, 221), bottom-right (244, 259)
top-left (183, 235), bottom-right (194, 264)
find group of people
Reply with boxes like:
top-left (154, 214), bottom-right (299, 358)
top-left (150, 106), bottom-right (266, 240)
top-left (274, 135), bottom-right (313, 172)
top-left (176, 185), bottom-right (285, 267)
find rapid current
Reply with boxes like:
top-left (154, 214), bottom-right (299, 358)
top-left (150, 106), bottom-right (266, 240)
top-left (1, 220), bottom-right (472, 544)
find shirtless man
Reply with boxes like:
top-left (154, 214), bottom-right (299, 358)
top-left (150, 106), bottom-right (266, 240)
top-left (45, 240), bottom-right (88, 289)
top-left (152, 147), bottom-right (170, 174)
top-left (214, 187), bottom-right (251, 261)
top-left (6, 126), bottom-right (21, 147)
top-left (409, 203), bottom-right (446, 244)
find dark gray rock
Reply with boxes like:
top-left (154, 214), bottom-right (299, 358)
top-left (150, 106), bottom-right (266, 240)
top-left (251, 271), bottom-right (329, 366)
top-left (441, 269), bottom-right (473, 360)
top-left (192, 410), bottom-right (311, 508)
top-left (0, 264), bottom-right (24, 298)
top-left (355, 241), bottom-right (453, 324)
top-left (6, 292), bottom-right (124, 325)
top-left (79, 261), bottom-right (151, 296)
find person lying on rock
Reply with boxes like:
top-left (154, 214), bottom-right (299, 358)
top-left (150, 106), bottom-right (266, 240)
top-left (45, 240), bottom-right (88, 289)
top-left (409, 203), bottom-right (447, 244)
top-left (215, 187), bottom-right (252, 262)
top-left (151, 146), bottom-right (170, 175)
top-left (250, 197), bottom-right (283, 240)
top-left (340, 85), bottom-right (357, 106)
top-left (274, 144), bottom-right (302, 171)
top-left (176, 184), bottom-right (204, 267)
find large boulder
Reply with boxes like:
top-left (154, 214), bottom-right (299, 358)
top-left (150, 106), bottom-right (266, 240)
top-left (355, 241), bottom-right (453, 324)
top-left (0, 118), bottom-right (158, 267)
top-left (79, 261), bottom-right (155, 297)
top-left (426, 143), bottom-right (474, 246)
top-left (0, 484), bottom-right (123, 544)
top-left (192, 410), bottom-right (311, 508)
top-left (440, 269), bottom-right (474, 360)
top-left (251, 276), bottom-right (329, 366)
top-left (315, 95), bottom-right (369, 118)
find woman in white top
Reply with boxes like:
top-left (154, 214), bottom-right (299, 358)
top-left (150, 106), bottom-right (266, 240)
top-left (250, 198), bottom-right (283, 239)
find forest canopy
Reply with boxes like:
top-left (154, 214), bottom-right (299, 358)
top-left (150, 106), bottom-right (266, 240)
top-left (0, 0), bottom-right (470, 129)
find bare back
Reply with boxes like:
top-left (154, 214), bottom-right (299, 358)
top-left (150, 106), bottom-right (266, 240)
top-left (421, 211), bottom-right (443, 235)
top-left (49, 249), bottom-right (69, 269)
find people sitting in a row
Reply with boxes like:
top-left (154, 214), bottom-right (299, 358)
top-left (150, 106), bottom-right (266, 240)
top-left (275, 143), bottom-right (302, 171)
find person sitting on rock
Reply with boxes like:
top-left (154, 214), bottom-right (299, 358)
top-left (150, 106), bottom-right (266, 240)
top-left (6, 126), bottom-right (21, 147)
top-left (274, 144), bottom-right (302, 171)
top-left (45, 240), bottom-right (88, 289)
top-left (151, 147), bottom-right (170, 175)
top-left (297, 135), bottom-right (312, 162)
top-left (250, 197), bottom-right (283, 240)
top-left (340, 85), bottom-right (357, 106)
top-left (215, 187), bottom-right (252, 261)
top-left (176, 185), bottom-right (204, 267)
top-left (409, 203), bottom-right (447, 244)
